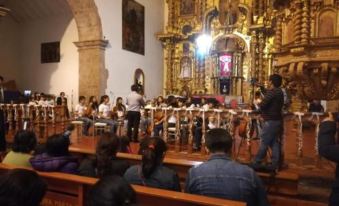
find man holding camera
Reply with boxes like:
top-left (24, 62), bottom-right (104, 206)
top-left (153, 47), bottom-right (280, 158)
top-left (251, 74), bottom-right (284, 172)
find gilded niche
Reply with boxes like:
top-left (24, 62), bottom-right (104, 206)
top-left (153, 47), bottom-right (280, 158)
top-left (219, 0), bottom-right (240, 26)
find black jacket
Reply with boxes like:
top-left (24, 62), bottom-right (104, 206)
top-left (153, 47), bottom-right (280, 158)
top-left (78, 158), bottom-right (130, 177)
top-left (318, 121), bottom-right (339, 206)
top-left (259, 88), bottom-right (284, 121)
top-left (56, 97), bottom-right (68, 106)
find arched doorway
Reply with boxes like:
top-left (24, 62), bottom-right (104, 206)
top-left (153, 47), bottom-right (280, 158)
top-left (66, 0), bottom-right (107, 98)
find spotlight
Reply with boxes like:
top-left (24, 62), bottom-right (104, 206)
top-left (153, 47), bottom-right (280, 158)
top-left (196, 34), bottom-right (212, 56)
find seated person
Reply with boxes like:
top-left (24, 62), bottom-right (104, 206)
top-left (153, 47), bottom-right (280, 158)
top-left (78, 133), bottom-right (130, 177)
top-left (186, 128), bottom-right (269, 206)
top-left (318, 112), bottom-right (339, 206)
top-left (193, 101), bottom-right (215, 150)
top-left (3, 130), bottom-right (37, 167)
top-left (112, 97), bottom-right (127, 122)
top-left (0, 169), bottom-right (47, 206)
top-left (98, 95), bottom-right (117, 133)
top-left (153, 108), bottom-right (165, 137)
top-left (88, 175), bottom-right (136, 206)
top-left (309, 99), bottom-right (324, 113)
top-left (74, 96), bottom-right (93, 136)
top-left (30, 134), bottom-right (78, 174)
top-left (124, 137), bottom-right (181, 191)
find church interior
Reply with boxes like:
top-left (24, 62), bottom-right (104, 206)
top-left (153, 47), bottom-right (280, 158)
top-left (0, 0), bottom-right (339, 206)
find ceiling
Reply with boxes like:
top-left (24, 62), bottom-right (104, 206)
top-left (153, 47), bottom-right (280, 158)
top-left (0, 0), bottom-right (72, 23)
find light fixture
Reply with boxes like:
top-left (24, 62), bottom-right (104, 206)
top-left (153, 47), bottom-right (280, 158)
top-left (0, 6), bottom-right (10, 17)
top-left (196, 34), bottom-right (212, 56)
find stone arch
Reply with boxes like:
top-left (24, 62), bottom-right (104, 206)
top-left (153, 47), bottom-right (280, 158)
top-left (66, 0), bottom-right (107, 98)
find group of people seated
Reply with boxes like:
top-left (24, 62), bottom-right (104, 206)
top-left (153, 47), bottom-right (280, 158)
top-left (0, 128), bottom-right (270, 206)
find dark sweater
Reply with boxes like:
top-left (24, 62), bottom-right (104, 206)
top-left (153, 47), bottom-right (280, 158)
top-left (318, 121), bottom-right (339, 206)
top-left (78, 158), bottom-right (130, 177)
top-left (259, 88), bottom-right (284, 121)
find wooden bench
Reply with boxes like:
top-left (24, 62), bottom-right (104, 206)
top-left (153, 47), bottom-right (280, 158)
top-left (69, 147), bottom-right (299, 196)
top-left (0, 163), bottom-right (245, 206)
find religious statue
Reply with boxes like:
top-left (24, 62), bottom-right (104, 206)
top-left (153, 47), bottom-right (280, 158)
top-left (180, 57), bottom-right (192, 79)
top-left (219, 0), bottom-right (240, 26)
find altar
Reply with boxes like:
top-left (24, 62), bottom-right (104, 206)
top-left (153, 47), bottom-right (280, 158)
top-left (157, 0), bottom-right (272, 104)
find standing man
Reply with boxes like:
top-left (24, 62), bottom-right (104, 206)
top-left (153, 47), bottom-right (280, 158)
top-left (252, 74), bottom-right (284, 172)
top-left (126, 84), bottom-right (145, 142)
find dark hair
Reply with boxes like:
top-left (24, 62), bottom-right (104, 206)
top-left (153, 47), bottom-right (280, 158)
top-left (269, 74), bottom-right (282, 88)
top-left (88, 175), bottom-right (136, 206)
top-left (0, 169), bottom-right (47, 206)
top-left (131, 84), bottom-right (138, 92)
top-left (115, 97), bottom-right (126, 111)
top-left (100, 95), bottom-right (109, 104)
top-left (96, 133), bottom-right (119, 178)
top-left (205, 128), bottom-right (233, 153)
top-left (0, 76), bottom-right (3, 82)
top-left (79, 96), bottom-right (86, 102)
top-left (60, 92), bottom-right (65, 96)
top-left (167, 95), bottom-right (178, 107)
top-left (12, 131), bottom-right (37, 153)
top-left (118, 136), bottom-right (131, 153)
top-left (89, 96), bottom-right (99, 110)
top-left (46, 134), bottom-right (70, 157)
top-left (89, 96), bottom-right (97, 103)
top-left (140, 137), bottom-right (167, 178)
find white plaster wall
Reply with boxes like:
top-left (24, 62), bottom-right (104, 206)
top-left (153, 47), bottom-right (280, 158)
top-left (96, 0), bottom-right (164, 102)
top-left (0, 17), bottom-right (21, 85)
top-left (19, 16), bottom-right (79, 107)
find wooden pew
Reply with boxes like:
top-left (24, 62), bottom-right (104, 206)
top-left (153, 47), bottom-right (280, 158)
top-left (0, 163), bottom-right (245, 206)
top-left (69, 146), bottom-right (299, 196)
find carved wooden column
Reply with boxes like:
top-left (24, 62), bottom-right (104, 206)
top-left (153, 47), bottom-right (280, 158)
top-left (274, 15), bottom-right (283, 52)
top-left (250, 30), bottom-right (258, 80)
top-left (259, 0), bottom-right (264, 17)
top-left (301, 0), bottom-right (310, 45)
top-left (258, 32), bottom-right (265, 82)
top-left (293, 0), bottom-right (303, 44)
top-left (74, 40), bottom-right (108, 98)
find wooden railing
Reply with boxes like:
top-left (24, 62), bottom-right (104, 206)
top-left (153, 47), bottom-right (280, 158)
top-left (0, 163), bottom-right (245, 206)
top-left (0, 104), bottom-right (68, 141)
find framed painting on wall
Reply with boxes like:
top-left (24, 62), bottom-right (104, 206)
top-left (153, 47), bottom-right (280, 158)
top-left (41, 42), bottom-right (60, 63)
top-left (180, 0), bottom-right (196, 16)
top-left (122, 0), bottom-right (145, 55)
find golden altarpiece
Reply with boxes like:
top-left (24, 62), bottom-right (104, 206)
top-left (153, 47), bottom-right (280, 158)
top-left (157, 0), bottom-right (339, 110)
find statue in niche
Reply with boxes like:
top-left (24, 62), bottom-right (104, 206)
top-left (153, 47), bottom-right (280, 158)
top-left (219, 0), bottom-right (240, 26)
top-left (180, 57), bottom-right (192, 79)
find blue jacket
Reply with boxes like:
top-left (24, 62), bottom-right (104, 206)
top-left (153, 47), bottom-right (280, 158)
top-left (185, 154), bottom-right (269, 206)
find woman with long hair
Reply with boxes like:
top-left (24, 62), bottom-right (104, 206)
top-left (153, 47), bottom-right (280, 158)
top-left (124, 137), bottom-right (180, 191)
top-left (79, 133), bottom-right (130, 177)
top-left (97, 95), bottom-right (117, 133)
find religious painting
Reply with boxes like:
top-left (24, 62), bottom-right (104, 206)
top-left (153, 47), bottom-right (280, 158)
top-left (122, 0), bottom-right (145, 55)
top-left (180, 0), bottom-right (195, 16)
top-left (219, 53), bottom-right (232, 77)
top-left (41, 42), bottom-right (60, 64)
